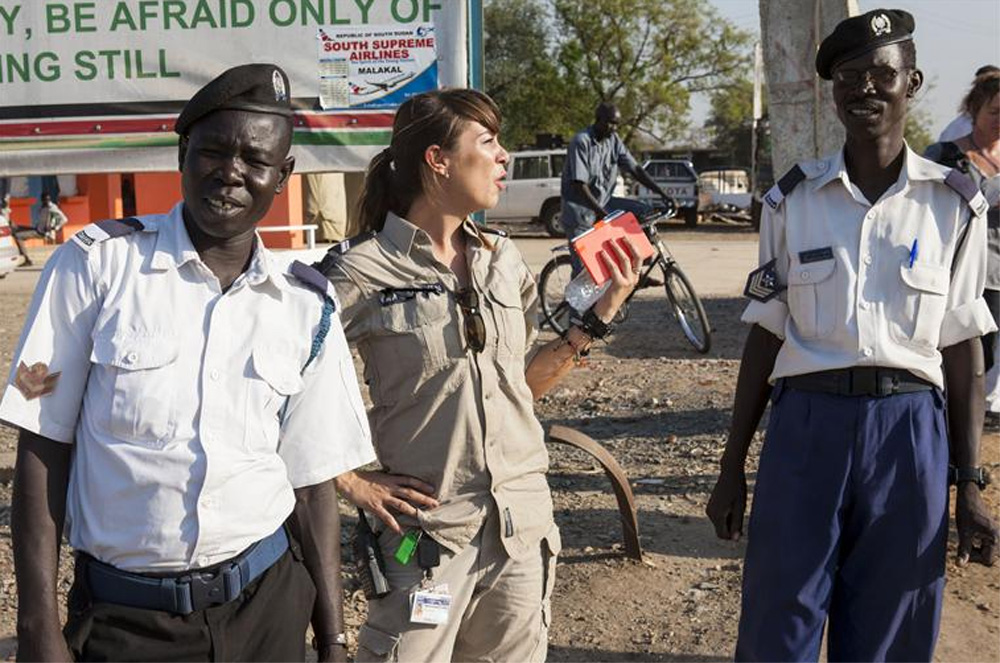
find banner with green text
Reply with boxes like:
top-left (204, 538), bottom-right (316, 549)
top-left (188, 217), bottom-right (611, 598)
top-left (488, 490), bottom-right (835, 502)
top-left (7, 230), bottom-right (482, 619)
top-left (0, 0), bottom-right (471, 175)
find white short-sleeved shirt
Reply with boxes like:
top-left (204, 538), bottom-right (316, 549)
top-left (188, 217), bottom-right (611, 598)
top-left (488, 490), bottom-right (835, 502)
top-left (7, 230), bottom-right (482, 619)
top-left (0, 203), bottom-right (375, 572)
top-left (743, 146), bottom-right (996, 389)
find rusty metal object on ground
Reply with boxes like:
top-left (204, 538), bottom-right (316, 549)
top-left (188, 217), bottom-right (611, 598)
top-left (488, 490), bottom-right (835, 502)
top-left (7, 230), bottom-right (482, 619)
top-left (547, 425), bottom-right (643, 560)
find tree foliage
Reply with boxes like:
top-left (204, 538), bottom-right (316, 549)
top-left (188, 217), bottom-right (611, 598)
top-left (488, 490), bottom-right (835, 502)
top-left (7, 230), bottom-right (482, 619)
top-left (904, 106), bottom-right (934, 154)
top-left (705, 78), bottom-right (767, 166)
top-left (484, 0), bottom-right (575, 148)
top-left (484, 0), bottom-right (752, 150)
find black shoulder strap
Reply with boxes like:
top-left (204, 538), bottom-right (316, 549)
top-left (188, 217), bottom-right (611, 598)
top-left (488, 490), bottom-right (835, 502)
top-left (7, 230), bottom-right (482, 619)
top-left (71, 216), bottom-right (144, 250)
top-left (944, 170), bottom-right (990, 218)
top-left (314, 231), bottom-right (377, 275)
top-left (762, 165), bottom-right (806, 210)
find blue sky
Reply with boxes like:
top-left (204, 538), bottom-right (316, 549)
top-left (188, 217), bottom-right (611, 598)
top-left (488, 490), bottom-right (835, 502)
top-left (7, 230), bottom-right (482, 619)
top-left (699, 0), bottom-right (1000, 136)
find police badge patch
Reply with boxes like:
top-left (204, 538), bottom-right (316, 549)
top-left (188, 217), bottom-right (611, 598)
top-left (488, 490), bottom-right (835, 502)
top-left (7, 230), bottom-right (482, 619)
top-left (272, 69), bottom-right (287, 102)
top-left (744, 259), bottom-right (785, 302)
top-left (870, 13), bottom-right (891, 36)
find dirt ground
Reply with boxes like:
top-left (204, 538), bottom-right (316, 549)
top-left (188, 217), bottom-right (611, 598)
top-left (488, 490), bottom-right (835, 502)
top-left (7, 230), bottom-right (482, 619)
top-left (0, 222), bottom-right (997, 661)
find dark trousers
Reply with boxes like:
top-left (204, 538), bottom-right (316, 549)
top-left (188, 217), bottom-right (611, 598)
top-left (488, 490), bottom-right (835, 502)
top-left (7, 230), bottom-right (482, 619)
top-left (64, 550), bottom-right (316, 662)
top-left (736, 383), bottom-right (948, 662)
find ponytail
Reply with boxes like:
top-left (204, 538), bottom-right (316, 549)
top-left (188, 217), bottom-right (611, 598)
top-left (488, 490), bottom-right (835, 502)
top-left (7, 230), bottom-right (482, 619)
top-left (357, 147), bottom-right (396, 233)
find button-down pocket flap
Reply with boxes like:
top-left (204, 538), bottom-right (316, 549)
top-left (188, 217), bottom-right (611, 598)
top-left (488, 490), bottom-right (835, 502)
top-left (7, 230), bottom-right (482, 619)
top-left (900, 263), bottom-right (948, 295)
top-left (358, 624), bottom-right (401, 658)
top-left (251, 347), bottom-right (304, 395)
top-left (787, 259), bottom-right (835, 285)
top-left (90, 334), bottom-right (179, 370)
top-left (380, 291), bottom-right (448, 331)
top-left (485, 277), bottom-right (524, 309)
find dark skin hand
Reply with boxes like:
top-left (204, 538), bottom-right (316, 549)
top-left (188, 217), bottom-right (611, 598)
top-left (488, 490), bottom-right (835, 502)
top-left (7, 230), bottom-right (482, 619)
top-left (570, 167), bottom-right (670, 219)
top-left (286, 479), bottom-right (347, 663)
top-left (942, 339), bottom-right (999, 566)
top-left (706, 325), bottom-right (783, 540)
top-left (11, 429), bottom-right (73, 662)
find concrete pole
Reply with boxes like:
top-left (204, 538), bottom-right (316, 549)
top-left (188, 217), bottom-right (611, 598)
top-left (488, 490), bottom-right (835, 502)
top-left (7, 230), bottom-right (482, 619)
top-left (759, 0), bottom-right (859, 174)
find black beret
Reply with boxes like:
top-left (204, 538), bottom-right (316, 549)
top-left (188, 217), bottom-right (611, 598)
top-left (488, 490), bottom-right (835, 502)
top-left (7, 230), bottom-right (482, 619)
top-left (816, 9), bottom-right (915, 80)
top-left (175, 63), bottom-right (292, 135)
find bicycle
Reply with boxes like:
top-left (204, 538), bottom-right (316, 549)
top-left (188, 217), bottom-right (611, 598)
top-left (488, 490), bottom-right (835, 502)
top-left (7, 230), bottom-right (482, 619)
top-left (536, 206), bottom-right (712, 354)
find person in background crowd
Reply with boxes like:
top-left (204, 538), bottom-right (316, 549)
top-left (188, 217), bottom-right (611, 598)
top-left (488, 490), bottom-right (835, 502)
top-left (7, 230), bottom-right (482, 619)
top-left (31, 191), bottom-right (68, 241)
top-left (939, 65), bottom-right (999, 142)
top-left (926, 68), bottom-right (1000, 426)
top-left (707, 9), bottom-right (998, 661)
top-left (559, 102), bottom-right (673, 274)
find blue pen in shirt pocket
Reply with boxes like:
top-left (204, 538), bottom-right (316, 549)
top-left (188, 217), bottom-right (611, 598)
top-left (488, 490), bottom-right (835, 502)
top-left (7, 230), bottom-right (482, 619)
top-left (908, 239), bottom-right (918, 268)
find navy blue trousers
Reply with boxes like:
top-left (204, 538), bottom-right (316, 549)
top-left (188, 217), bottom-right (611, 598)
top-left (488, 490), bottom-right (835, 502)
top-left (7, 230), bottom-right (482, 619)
top-left (736, 383), bottom-right (949, 662)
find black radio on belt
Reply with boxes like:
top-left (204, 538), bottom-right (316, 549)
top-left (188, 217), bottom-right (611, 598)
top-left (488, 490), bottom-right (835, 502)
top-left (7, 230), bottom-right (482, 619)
top-left (352, 508), bottom-right (390, 599)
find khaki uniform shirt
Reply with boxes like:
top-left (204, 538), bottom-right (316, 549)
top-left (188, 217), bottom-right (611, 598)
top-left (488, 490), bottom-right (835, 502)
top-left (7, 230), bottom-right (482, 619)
top-left (743, 146), bottom-right (996, 388)
top-left (323, 213), bottom-right (556, 560)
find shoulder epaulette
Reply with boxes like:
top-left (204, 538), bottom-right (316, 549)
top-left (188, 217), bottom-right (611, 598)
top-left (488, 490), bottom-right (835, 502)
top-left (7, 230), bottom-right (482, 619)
top-left (762, 165), bottom-right (807, 210)
top-left (71, 217), bottom-right (144, 251)
top-left (764, 164), bottom-right (806, 209)
top-left (313, 231), bottom-right (376, 275)
top-left (289, 260), bottom-right (338, 306)
top-left (944, 169), bottom-right (989, 217)
top-left (330, 231), bottom-right (377, 256)
top-left (479, 225), bottom-right (508, 238)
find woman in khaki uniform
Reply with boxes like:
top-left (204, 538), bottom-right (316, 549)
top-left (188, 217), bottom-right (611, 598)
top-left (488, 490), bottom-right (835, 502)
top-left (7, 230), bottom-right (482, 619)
top-left (320, 89), bottom-right (638, 662)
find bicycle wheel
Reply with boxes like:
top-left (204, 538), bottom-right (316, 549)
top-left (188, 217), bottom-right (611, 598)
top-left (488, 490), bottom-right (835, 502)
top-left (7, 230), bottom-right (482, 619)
top-left (662, 262), bottom-right (712, 353)
top-left (537, 254), bottom-right (575, 334)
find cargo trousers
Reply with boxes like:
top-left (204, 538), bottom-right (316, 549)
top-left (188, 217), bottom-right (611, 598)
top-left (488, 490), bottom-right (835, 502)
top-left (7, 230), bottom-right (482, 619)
top-left (356, 508), bottom-right (560, 662)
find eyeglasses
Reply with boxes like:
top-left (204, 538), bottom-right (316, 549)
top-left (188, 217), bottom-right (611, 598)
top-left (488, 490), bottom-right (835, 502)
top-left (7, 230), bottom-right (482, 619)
top-left (455, 288), bottom-right (486, 353)
top-left (832, 65), bottom-right (904, 88)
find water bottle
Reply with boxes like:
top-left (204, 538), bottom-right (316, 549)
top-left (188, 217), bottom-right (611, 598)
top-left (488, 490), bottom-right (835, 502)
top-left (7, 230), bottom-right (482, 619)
top-left (564, 270), bottom-right (610, 312)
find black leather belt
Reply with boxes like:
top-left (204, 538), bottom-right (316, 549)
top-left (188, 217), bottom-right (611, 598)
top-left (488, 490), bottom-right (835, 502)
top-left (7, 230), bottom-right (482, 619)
top-left (782, 367), bottom-right (934, 397)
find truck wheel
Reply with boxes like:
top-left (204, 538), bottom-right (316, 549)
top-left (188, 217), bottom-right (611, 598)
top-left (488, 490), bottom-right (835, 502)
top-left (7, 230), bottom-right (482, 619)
top-left (683, 208), bottom-right (699, 227)
top-left (541, 201), bottom-right (564, 237)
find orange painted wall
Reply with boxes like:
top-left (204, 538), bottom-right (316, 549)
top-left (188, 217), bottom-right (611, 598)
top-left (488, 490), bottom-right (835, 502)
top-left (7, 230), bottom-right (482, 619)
top-left (8, 172), bottom-right (306, 249)
top-left (132, 173), bottom-right (305, 249)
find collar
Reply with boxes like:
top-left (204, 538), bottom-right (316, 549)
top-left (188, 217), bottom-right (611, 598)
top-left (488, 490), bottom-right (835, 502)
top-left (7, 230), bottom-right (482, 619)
top-left (381, 211), bottom-right (421, 256)
top-left (151, 202), bottom-right (285, 297)
top-left (813, 142), bottom-right (938, 195)
top-left (150, 203), bottom-right (202, 271)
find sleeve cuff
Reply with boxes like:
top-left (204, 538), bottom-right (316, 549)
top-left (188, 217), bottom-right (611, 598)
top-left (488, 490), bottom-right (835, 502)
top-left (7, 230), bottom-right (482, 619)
top-left (939, 297), bottom-right (998, 348)
top-left (0, 389), bottom-right (76, 443)
top-left (741, 299), bottom-right (788, 340)
top-left (285, 445), bottom-right (377, 490)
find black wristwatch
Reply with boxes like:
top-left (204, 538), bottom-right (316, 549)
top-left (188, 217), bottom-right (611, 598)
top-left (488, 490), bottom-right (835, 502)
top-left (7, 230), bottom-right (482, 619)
top-left (948, 465), bottom-right (991, 490)
top-left (579, 308), bottom-right (614, 340)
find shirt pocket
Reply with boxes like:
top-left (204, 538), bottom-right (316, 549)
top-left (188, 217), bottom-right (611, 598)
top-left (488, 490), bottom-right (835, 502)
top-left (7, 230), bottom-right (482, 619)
top-left (90, 333), bottom-right (179, 448)
top-left (786, 258), bottom-right (838, 339)
top-left (376, 292), bottom-right (453, 376)
top-left (246, 346), bottom-right (305, 454)
top-left (890, 263), bottom-right (949, 349)
top-left (484, 275), bottom-right (527, 357)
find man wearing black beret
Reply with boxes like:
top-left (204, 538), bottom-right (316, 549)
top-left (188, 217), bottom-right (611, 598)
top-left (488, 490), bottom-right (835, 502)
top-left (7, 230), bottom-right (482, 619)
top-left (4, 64), bottom-right (375, 661)
top-left (707, 9), bottom-right (998, 661)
